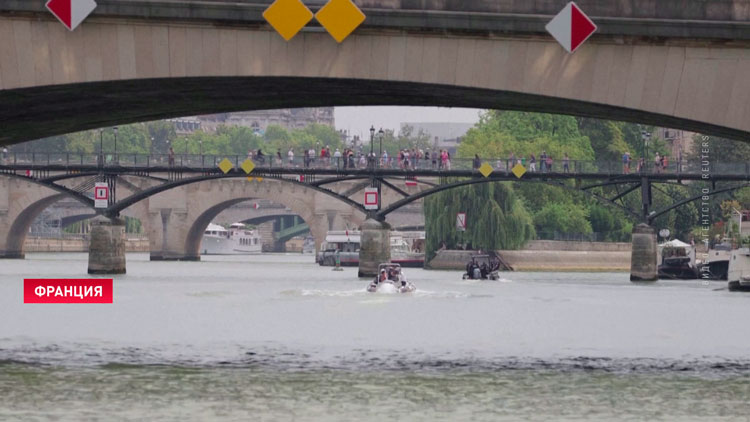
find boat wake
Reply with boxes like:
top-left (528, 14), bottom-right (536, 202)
top-left (279, 288), bottom-right (483, 299)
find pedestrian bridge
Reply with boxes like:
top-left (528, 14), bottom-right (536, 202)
top-left (1, 0), bottom-right (750, 145)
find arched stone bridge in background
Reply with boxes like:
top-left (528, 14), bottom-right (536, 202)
top-left (3, 154), bottom-right (750, 279)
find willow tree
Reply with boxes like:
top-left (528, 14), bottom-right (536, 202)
top-left (424, 181), bottom-right (535, 260)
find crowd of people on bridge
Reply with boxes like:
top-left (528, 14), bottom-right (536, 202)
top-left (154, 142), bottom-right (682, 176)
top-left (627, 151), bottom-right (676, 174)
top-left (490, 151), bottom-right (571, 173)
top-left (236, 146), bottom-right (458, 171)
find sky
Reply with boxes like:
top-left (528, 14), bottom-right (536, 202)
top-left (334, 106), bottom-right (483, 139)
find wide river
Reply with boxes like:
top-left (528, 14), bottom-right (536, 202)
top-left (2, 253), bottom-right (750, 421)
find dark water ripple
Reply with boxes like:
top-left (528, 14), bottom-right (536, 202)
top-left (3, 343), bottom-right (750, 378)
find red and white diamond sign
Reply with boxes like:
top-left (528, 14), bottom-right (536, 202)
top-left (46, 0), bottom-right (97, 31)
top-left (545, 2), bottom-right (597, 53)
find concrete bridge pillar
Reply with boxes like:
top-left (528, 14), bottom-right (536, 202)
top-left (630, 223), bottom-right (658, 282)
top-left (358, 218), bottom-right (391, 278)
top-left (88, 216), bottom-right (126, 274)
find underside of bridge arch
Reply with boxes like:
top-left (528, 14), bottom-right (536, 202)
top-left (2, 194), bottom-right (67, 258)
top-left (2, 76), bottom-right (749, 146)
top-left (183, 198), bottom-right (317, 259)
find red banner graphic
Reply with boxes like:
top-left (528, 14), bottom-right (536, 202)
top-left (24, 279), bottom-right (113, 303)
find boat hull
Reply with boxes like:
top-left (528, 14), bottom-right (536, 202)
top-left (318, 252), bottom-right (424, 267)
top-left (658, 265), bottom-right (699, 280)
top-left (699, 260), bottom-right (729, 280)
top-left (200, 236), bottom-right (261, 255)
top-left (729, 280), bottom-right (750, 292)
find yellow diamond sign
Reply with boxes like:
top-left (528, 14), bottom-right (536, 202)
top-left (512, 163), bottom-right (527, 179)
top-left (218, 158), bottom-right (234, 174)
top-left (315, 0), bottom-right (366, 43)
top-left (478, 162), bottom-right (493, 178)
top-left (241, 159), bottom-right (256, 174)
top-left (263, 0), bottom-right (314, 41)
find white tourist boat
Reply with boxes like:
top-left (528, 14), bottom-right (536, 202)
top-left (727, 248), bottom-right (750, 291)
top-left (316, 230), bottom-right (425, 267)
top-left (200, 222), bottom-right (262, 255)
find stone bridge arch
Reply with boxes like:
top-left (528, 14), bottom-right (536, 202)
top-left (0, 174), bottom-right (155, 258)
top-left (146, 178), bottom-right (367, 260)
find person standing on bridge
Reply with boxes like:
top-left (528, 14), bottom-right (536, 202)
top-left (507, 152), bottom-right (515, 171)
top-left (529, 154), bottom-right (536, 172)
top-left (540, 151), bottom-right (547, 172)
top-left (333, 148), bottom-right (342, 168)
top-left (1, 147), bottom-right (7, 164)
top-left (473, 154), bottom-right (481, 170)
top-left (654, 152), bottom-right (662, 174)
top-left (168, 147), bottom-right (175, 167)
top-left (563, 153), bottom-right (570, 173)
top-left (623, 152), bottom-right (631, 174)
top-left (288, 148), bottom-right (294, 167)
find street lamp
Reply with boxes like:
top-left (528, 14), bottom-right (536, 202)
top-left (641, 129), bottom-right (650, 159)
top-left (99, 129), bottom-right (104, 166)
top-left (377, 128), bottom-right (385, 160)
top-left (369, 125), bottom-right (375, 158)
top-left (113, 126), bottom-right (118, 164)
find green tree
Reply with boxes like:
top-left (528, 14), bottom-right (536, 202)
top-left (533, 203), bottom-right (592, 235)
top-left (458, 111), bottom-right (595, 161)
top-left (424, 181), bottom-right (535, 260)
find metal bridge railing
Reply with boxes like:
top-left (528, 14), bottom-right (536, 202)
top-left (1, 151), bottom-right (748, 177)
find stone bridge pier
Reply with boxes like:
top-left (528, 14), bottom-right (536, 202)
top-left (146, 179), bottom-right (366, 261)
top-left (630, 223), bottom-right (658, 282)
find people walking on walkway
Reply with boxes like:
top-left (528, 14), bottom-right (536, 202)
top-left (540, 151), bottom-right (548, 172)
top-left (529, 154), bottom-right (536, 172)
top-left (562, 153), bottom-right (570, 173)
top-left (622, 151), bottom-right (631, 174)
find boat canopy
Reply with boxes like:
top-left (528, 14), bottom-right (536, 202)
top-left (206, 223), bottom-right (227, 232)
top-left (662, 239), bottom-right (691, 248)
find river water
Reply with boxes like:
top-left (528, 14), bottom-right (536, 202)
top-left (2, 253), bottom-right (750, 421)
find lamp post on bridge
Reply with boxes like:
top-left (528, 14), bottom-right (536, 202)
top-left (377, 128), bottom-right (385, 166)
top-left (99, 129), bottom-right (104, 167)
top-left (369, 125), bottom-right (375, 167)
top-left (641, 129), bottom-right (650, 164)
top-left (113, 126), bottom-right (118, 164)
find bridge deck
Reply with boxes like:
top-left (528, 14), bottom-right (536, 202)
top-left (1, 153), bottom-right (747, 182)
